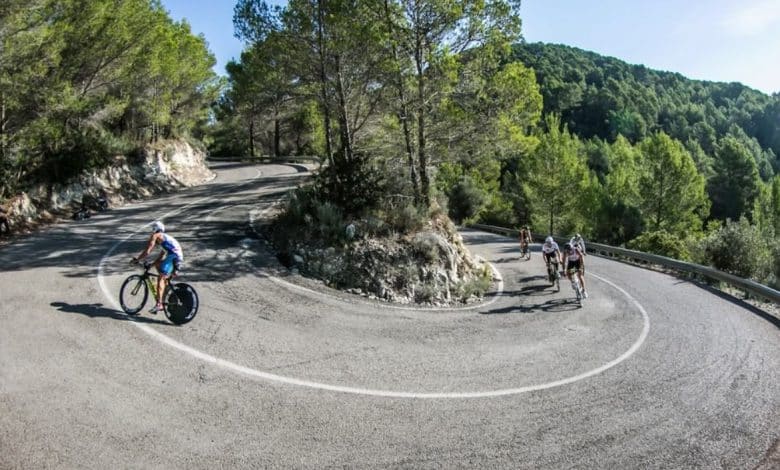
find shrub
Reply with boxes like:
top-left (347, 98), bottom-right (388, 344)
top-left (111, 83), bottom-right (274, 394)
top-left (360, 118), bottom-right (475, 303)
top-left (448, 175), bottom-right (487, 224)
top-left (698, 217), bottom-right (771, 281)
top-left (479, 193), bottom-right (517, 227)
top-left (315, 201), bottom-right (345, 242)
top-left (627, 230), bottom-right (691, 260)
top-left (315, 152), bottom-right (385, 217)
top-left (386, 202), bottom-right (427, 234)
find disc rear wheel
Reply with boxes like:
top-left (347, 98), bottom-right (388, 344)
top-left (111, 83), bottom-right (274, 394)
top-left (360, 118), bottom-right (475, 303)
top-left (163, 283), bottom-right (199, 325)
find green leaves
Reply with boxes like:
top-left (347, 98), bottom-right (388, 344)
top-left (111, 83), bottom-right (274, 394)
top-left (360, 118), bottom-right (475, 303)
top-left (637, 132), bottom-right (709, 234)
top-left (0, 0), bottom-right (217, 196)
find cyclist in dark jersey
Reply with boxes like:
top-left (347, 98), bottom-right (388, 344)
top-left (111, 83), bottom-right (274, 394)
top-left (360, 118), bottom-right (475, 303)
top-left (562, 242), bottom-right (588, 298)
top-left (133, 221), bottom-right (184, 313)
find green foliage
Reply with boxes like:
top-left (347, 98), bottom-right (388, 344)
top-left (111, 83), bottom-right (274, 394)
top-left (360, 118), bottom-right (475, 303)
top-left (314, 201), bottom-right (345, 242)
top-left (698, 218), bottom-right (772, 281)
top-left (709, 136), bottom-right (762, 221)
top-left (447, 176), bottom-right (488, 224)
top-left (384, 203), bottom-right (427, 234)
top-left (0, 0), bottom-right (217, 196)
top-left (524, 114), bottom-right (591, 234)
top-left (637, 132), bottom-right (709, 235)
top-left (454, 265), bottom-right (494, 299)
top-left (627, 230), bottom-right (691, 261)
top-left (315, 152), bottom-right (386, 217)
top-left (511, 42), bottom-right (780, 174)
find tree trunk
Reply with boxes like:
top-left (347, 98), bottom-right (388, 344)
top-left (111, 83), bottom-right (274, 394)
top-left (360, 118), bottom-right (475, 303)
top-left (248, 117), bottom-right (255, 158)
top-left (334, 54), bottom-right (353, 162)
top-left (549, 207), bottom-right (554, 235)
top-left (316, 0), bottom-right (334, 164)
top-left (414, 30), bottom-right (430, 208)
top-left (383, 0), bottom-right (420, 205)
top-left (274, 117), bottom-right (280, 157)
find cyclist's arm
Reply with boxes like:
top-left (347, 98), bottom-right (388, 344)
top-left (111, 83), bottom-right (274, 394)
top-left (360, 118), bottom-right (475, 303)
top-left (136, 233), bottom-right (160, 260)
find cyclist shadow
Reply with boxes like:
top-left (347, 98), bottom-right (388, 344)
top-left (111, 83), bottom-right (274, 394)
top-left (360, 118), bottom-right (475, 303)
top-left (485, 298), bottom-right (580, 314)
top-left (50, 302), bottom-right (171, 326)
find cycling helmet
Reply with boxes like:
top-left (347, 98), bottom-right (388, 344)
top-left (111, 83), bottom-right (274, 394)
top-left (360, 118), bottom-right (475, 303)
top-left (545, 236), bottom-right (554, 244)
top-left (151, 221), bottom-right (165, 233)
top-left (564, 242), bottom-right (572, 250)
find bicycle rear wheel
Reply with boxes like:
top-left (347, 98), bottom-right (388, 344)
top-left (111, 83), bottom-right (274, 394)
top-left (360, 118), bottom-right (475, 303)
top-left (163, 283), bottom-right (199, 325)
top-left (120, 275), bottom-right (148, 314)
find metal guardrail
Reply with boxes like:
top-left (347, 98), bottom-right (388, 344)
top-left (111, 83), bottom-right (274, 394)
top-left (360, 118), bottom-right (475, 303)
top-left (471, 223), bottom-right (780, 305)
top-left (207, 155), bottom-right (322, 164)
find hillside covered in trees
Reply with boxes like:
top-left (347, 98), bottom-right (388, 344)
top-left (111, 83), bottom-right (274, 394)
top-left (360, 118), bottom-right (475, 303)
top-left (512, 42), bottom-right (779, 180)
top-left (211, 1), bottom-right (780, 289)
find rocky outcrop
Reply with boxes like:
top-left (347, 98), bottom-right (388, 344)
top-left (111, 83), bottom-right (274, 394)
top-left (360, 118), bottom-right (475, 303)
top-left (0, 140), bottom-right (213, 235)
top-left (286, 217), bottom-right (494, 306)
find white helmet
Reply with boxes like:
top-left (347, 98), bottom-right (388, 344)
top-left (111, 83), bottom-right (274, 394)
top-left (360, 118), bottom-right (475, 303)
top-left (151, 221), bottom-right (165, 233)
top-left (545, 236), bottom-right (554, 244)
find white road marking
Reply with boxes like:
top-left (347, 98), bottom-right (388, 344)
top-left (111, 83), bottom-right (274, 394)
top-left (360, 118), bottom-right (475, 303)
top-left (96, 170), bottom-right (650, 399)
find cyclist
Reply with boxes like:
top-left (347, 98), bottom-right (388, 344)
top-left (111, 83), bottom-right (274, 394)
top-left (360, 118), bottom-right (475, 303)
top-left (518, 225), bottom-right (532, 258)
top-left (562, 242), bottom-right (588, 299)
top-left (541, 236), bottom-right (562, 280)
top-left (132, 221), bottom-right (184, 314)
top-left (570, 233), bottom-right (586, 255)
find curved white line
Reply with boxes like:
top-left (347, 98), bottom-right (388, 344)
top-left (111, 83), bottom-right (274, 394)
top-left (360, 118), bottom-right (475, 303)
top-left (97, 172), bottom-right (650, 399)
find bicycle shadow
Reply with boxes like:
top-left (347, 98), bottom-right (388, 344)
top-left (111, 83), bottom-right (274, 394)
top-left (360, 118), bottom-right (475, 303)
top-left (50, 302), bottom-right (171, 326)
top-left (483, 298), bottom-right (580, 315)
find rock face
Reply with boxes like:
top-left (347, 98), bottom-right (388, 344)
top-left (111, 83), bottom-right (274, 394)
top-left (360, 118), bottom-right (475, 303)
top-left (0, 141), bottom-right (213, 233)
top-left (287, 217), bottom-right (494, 306)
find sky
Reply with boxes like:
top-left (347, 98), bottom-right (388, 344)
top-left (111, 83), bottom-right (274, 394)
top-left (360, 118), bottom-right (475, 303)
top-left (161, 0), bottom-right (780, 95)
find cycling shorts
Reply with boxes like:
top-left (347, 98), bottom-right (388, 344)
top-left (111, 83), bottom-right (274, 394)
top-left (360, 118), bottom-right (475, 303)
top-left (567, 259), bottom-right (582, 272)
top-left (160, 253), bottom-right (182, 276)
top-left (543, 252), bottom-right (558, 264)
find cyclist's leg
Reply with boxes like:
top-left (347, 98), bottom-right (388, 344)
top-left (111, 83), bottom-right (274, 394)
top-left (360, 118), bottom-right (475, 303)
top-left (156, 255), bottom-right (175, 307)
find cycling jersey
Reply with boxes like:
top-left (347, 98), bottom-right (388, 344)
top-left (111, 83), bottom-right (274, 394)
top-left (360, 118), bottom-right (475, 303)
top-left (160, 233), bottom-right (183, 261)
top-left (542, 241), bottom-right (559, 254)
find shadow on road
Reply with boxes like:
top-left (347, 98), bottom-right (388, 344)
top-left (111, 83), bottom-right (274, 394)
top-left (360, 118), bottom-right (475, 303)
top-left (483, 297), bottom-right (579, 315)
top-left (51, 302), bottom-right (171, 326)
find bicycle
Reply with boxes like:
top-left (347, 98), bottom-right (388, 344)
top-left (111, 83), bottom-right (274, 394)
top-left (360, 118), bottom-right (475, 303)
top-left (520, 241), bottom-right (531, 260)
top-left (567, 267), bottom-right (584, 305)
top-left (119, 260), bottom-right (199, 325)
top-left (546, 259), bottom-right (561, 291)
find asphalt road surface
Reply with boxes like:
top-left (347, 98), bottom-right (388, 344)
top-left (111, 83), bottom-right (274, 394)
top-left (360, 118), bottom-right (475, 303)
top-left (1, 163), bottom-right (778, 469)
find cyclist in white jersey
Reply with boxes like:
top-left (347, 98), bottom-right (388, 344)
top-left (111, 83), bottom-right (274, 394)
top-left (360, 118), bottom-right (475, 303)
top-left (133, 221), bottom-right (184, 313)
top-left (563, 242), bottom-right (588, 298)
top-left (541, 236), bottom-right (562, 268)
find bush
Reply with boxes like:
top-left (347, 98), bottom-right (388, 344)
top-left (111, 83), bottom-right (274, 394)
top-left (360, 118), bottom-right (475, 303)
top-left (448, 175), bottom-right (487, 224)
top-left (698, 217), bottom-right (771, 281)
top-left (627, 230), bottom-right (691, 260)
top-left (479, 193), bottom-right (517, 227)
top-left (386, 202), bottom-right (427, 234)
top-left (315, 152), bottom-right (385, 217)
top-left (315, 201), bottom-right (345, 242)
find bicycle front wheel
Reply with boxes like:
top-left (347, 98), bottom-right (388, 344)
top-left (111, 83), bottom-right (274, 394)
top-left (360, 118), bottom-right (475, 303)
top-left (163, 283), bottom-right (199, 325)
top-left (120, 274), bottom-right (148, 314)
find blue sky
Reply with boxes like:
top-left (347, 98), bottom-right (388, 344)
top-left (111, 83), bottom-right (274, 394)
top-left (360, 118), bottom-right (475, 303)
top-left (161, 0), bottom-right (780, 94)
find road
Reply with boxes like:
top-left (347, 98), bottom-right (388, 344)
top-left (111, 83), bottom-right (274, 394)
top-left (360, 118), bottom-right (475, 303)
top-left (1, 162), bottom-right (778, 469)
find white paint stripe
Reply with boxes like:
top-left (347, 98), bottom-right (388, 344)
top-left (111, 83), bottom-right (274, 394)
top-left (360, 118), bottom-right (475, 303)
top-left (97, 170), bottom-right (650, 399)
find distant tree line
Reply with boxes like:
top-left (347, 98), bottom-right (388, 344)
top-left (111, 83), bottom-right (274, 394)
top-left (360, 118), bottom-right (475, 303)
top-left (0, 0), bottom-right (219, 199)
